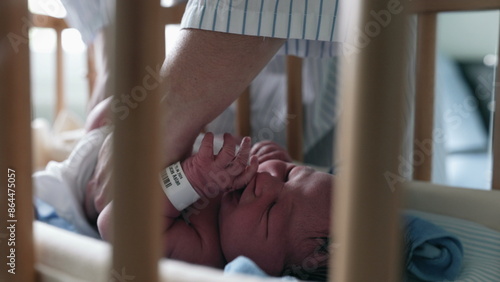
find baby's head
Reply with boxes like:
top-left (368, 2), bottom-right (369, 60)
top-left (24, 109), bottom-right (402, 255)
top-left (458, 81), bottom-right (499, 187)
top-left (219, 160), bottom-right (332, 281)
top-left (85, 133), bottom-right (114, 222)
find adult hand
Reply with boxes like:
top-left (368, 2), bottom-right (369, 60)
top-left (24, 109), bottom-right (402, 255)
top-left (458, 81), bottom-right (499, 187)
top-left (181, 133), bottom-right (258, 196)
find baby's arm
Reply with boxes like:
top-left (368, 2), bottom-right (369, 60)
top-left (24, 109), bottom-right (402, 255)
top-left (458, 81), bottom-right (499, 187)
top-left (250, 140), bottom-right (292, 163)
top-left (98, 133), bottom-right (258, 241)
top-left (159, 133), bottom-right (258, 266)
top-left (162, 133), bottom-right (258, 217)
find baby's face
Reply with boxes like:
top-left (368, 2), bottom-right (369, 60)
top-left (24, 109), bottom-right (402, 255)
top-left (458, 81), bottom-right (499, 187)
top-left (219, 160), bottom-right (333, 276)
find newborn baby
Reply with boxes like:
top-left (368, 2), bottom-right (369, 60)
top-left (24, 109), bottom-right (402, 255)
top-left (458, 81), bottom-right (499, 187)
top-left (90, 133), bottom-right (333, 279)
top-left (93, 133), bottom-right (332, 280)
top-left (40, 98), bottom-right (333, 280)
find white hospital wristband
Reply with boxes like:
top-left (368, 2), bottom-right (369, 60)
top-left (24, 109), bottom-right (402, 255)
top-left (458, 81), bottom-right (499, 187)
top-left (159, 162), bottom-right (200, 211)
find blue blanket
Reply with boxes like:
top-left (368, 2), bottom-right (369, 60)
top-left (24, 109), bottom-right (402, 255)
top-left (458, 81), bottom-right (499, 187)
top-left (225, 256), bottom-right (297, 281)
top-left (404, 214), bottom-right (463, 281)
top-left (225, 214), bottom-right (464, 281)
top-left (34, 198), bottom-right (78, 233)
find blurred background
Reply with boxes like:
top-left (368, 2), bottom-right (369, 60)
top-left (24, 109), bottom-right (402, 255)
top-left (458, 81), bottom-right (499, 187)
top-left (433, 11), bottom-right (499, 190)
top-left (29, 0), bottom-right (87, 122)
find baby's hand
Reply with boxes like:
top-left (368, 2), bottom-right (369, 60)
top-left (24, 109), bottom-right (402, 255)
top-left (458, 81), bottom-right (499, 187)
top-left (182, 133), bottom-right (258, 196)
top-left (250, 140), bottom-right (292, 163)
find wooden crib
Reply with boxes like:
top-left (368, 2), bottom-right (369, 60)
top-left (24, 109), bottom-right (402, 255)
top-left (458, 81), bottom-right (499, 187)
top-left (1, 0), bottom-right (499, 281)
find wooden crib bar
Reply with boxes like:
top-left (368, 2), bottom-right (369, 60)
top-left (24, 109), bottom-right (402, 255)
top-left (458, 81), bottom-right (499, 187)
top-left (332, 0), bottom-right (408, 280)
top-left (236, 87), bottom-right (252, 137)
top-left (492, 27), bottom-right (500, 190)
top-left (413, 13), bottom-right (437, 181)
top-left (111, 1), bottom-right (164, 281)
top-left (160, 2), bottom-right (187, 26)
top-left (286, 56), bottom-right (304, 162)
top-left (0, 1), bottom-right (35, 281)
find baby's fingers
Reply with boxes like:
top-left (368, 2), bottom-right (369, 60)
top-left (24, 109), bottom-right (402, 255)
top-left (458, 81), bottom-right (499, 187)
top-left (234, 136), bottom-right (252, 164)
top-left (223, 137), bottom-right (252, 176)
top-left (231, 156), bottom-right (258, 190)
top-left (215, 133), bottom-right (236, 168)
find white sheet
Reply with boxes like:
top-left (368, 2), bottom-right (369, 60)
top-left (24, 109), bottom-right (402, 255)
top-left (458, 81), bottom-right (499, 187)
top-left (33, 127), bottom-right (110, 238)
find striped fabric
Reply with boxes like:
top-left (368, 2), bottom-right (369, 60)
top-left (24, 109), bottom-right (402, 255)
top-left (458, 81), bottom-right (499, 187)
top-left (62, 0), bottom-right (348, 57)
top-left (181, 0), bottom-right (350, 58)
top-left (407, 210), bottom-right (500, 282)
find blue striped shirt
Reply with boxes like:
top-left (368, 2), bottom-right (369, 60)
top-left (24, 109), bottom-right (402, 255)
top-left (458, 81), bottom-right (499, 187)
top-left (181, 0), bottom-right (348, 58)
top-left (60, 0), bottom-right (347, 57)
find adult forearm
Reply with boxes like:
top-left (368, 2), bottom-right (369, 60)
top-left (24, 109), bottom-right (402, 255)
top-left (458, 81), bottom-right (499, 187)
top-left (160, 29), bottom-right (285, 166)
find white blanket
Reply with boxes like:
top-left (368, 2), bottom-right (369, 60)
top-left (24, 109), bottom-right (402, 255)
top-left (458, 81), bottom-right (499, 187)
top-left (33, 127), bottom-right (110, 238)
